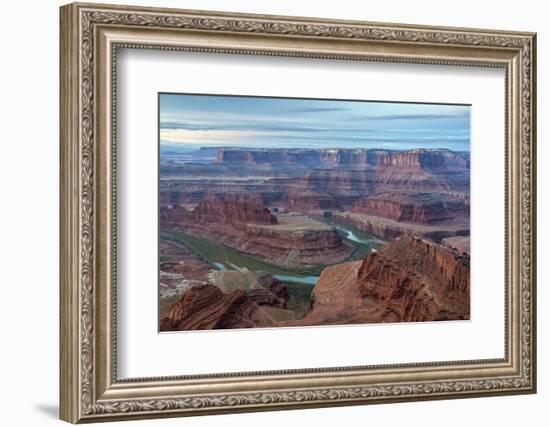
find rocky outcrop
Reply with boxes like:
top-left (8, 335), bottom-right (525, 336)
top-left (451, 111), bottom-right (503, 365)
top-left (215, 148), bottom-right (469, 172)
top-left (278, 170), bottom-right (370, 212)
top-left (292, 167), bottom-right (469, 206)
top-left (160, 260), bottom-right (210, 282)
top-left (376, 149), bottom-right (469, 171)
top-left (377, 169), bottom-right (470, 194)
top-left (256, 272), bottom-right (291, 305)
top-left (351, 192), bottom-right (469, 224)
top-left (194, 197), bottom-right (276, 226)
top-left (357, 255), bottom-right (439, 322)
top-left (293, 236), bottom-right (470, 326)
top-left (296, 170), bottom-right (377, 197)
top-left (357, 236), bottom-right (470, 322)
top-left (161, 236), bottom-right (470, 330)
top-left (283, 193), bottom-right (342, 212)
top-left (160, 285), bottom-right (258, 330)
top-left (209, 270), bottom-right (290, 308)
top-left (161, 148), bottom-right (470, 215)
top-left (216, 148), bottom-right (377, 169)
top-left (161, 195), bottom-right (276, 228)
top-left (160, 185), bottom-right (286, 208)
top-left (158, 240), bottom-right (212, 306)
top-left (240, 221), bottom-right (353, 267)
top-left (161, 199), bottom-right (353, 269)
top-left (442, 235), bottom-right (470, 255)
top-left (160, 273), bottom-right (294, 331)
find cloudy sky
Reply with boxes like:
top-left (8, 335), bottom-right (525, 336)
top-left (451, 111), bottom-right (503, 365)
top-left (159, 93), bottom-right (470, 152)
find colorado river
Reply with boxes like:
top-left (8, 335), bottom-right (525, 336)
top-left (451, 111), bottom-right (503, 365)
top-left (274, 275), bottom-right (318, 285)
top-left (329, 222), bottom-right (383, 253)
top-left (214, 261), bottom-right (319, 285)
top-left (338, 227), bottom-right (372, 244)
top-left (213, 262), bottom-right (226, 270)
top-left (161, 226), bottom-right (381, 288)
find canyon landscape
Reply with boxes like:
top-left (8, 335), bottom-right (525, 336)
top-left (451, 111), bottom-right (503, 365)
top-left (158, 94), bottom-right (471, 331)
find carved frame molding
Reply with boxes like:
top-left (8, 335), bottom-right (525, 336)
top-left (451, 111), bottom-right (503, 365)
top-left (60, 2), bottom-right (536, 423)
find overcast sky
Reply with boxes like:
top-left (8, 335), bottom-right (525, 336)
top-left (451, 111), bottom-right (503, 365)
top-left (159, 93), bottom-right (470, 152)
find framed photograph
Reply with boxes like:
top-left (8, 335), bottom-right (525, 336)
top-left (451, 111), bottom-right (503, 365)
top-left (60, 2), bottom-right (537, 423)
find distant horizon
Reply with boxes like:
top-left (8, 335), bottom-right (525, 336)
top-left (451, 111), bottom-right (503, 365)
top-left (160, 144), bottom-right (470, 154)
top-left (160, 93), bottom-right (471, 152)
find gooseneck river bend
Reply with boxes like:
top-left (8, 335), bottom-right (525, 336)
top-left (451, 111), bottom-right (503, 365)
top-left (167, 223), bottom-right (382, 286)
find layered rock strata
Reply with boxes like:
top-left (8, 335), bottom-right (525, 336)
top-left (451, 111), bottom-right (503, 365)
top-left (161, 148), bottom-right (470, 216)
top-left (375, 149), bottom-right (469, 171)
top-left (442, 235), bottom-right (471, 255)
top-left (160, 273), bottom-right (294, 331)
top-left (161, 199), bottom-right (353, 269)
top-left (351, 192), bottom-right (469, 225)
top-left (160, 285), bottom-right (258, 330)
top-left (158, 240), bottom-right (214, 317)
top-left (333, 211), bottom-right (469, 243)
top-left (358, 236), bottom-right (470, 322)
top-left (161, 195), bottom-right (276, 228)
top-left (162, 236), bottom-right (470, 330)
top-left (293, 236), bottom-right (470, 326)
top-left (215, 148), bottom-right (469, 172)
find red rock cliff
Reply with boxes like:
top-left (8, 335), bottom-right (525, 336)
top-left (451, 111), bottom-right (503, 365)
top-left (160, 285), bottom-right (257, 330)
top-left (161, 196), bottom-right (277, 229)
top-left (357, 236), bottom-right (470, 322)
top-left (376, 149), bottom-right (469, 171)
top-left (161, 197), bottom-right (352, 269)
top-left (293, 236), bottom-right (470, 326)
top-left (351, 192), bottom-right (468, 224)
top-left (216, 148), bottom-right (377, 168)
top-left (160, 275), bottom-right (293, 331)
top-left (215, 148), bottom-right (469, 172)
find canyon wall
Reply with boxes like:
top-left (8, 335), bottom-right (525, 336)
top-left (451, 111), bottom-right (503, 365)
top-left (161, 148), bottom-right (470, 219)
top-left (160, 272), bottom-right (295, 331)
top-left (294, 236), bottom-right (470, 326)
top-left (161, 235), bottom-right (471, 330)
top-left (333, 211), bottom-right (469, 242)
top-left (161, 198), bottom-right (353, 269)
top-left (161, 196), bottom-right (277, 229)
top-left (351, 192), bottom-right (469, 224)
top-left (375, 149), bottom-right (469, 171)
top-left (216, 147), bottom-right (382, 169)
top-left (215, 148), bottom-right (469, 172)
top-left (357, 236), bottom-right (470, 322)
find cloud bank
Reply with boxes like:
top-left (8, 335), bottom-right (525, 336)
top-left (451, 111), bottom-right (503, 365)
top-left (159, 94), bottom-right (471, 151)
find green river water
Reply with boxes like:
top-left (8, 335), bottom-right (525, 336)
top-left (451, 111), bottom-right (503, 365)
top-left (160, 221), bottom-right (382, 286)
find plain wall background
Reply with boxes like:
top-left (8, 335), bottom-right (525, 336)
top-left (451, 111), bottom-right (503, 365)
top-left (0, 0), bottom-right (545, 425)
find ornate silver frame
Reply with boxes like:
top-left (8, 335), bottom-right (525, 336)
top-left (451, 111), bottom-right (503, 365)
top-left (60, 2), bottom-right (537, 423)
